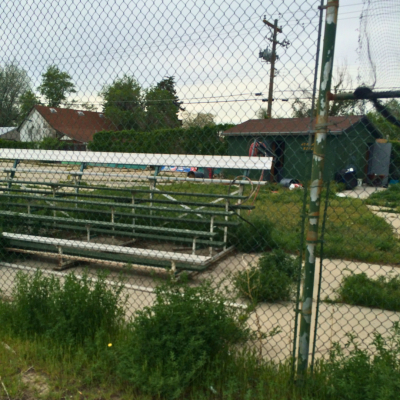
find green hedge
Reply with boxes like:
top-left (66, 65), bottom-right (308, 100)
top-left (0, 140), bottom-right (35, 149)
top-left (88, 124), bottom-right (233, 155)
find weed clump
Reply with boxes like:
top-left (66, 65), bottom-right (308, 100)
top-left (0, 270), bottom-right (126, 346)
top-left (116, 278), bottom-right (250, 399)
top-left (334, 272), bottom-right (400, 312)
top-left (233, 249), bottom-right (300, 303)
top-left (230, 217), bottom-right (276, 253)
top-left (321, 323), bottom-right (400, 400)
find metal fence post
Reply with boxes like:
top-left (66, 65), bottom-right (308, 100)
top-left (297, 0), bottom-right (339, 376)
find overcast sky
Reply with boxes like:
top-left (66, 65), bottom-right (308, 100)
top-left (1, 0), bottom-right (398, 123)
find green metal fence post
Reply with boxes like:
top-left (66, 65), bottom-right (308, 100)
top-left (297, 0), bottom-right (339, 376)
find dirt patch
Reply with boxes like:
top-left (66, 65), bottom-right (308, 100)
top-left (21, 369), bottom-right (50, 398)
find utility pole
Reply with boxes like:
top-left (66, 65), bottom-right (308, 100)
top-left (262, 17), bottom-right (288, 118)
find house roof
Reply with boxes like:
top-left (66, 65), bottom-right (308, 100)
top-left (31, 105), bottom-right (116, 143)
top-left (222, 115), bottom-right (381, 137)
top-left (0, 127), bottom-right (20, 141)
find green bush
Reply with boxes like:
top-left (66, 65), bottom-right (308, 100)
top-left (322, 324), bottom-right (400, 400)
top-left (229, 217), bottom-right (276, 253)
top-left (334, 272), bottom-right (400, 312)
top-left (88, 124), bottom-right (232, 155)
top-left (116, 278), bottom-right (250, 399)
top-left (0, 270), bottom-right (126, 346)
top-left (0, 139), bottom-right (35, 149)
top-left (233, 249), bottom-right (300, 303)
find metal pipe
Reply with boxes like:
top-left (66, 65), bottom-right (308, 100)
top-left (331, 90), bottom-right (400, 101)
top-left (297, 0), bottom-right (339, 376)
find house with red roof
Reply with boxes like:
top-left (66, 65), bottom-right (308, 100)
top-left (19, 105), bottom-right (116, 149)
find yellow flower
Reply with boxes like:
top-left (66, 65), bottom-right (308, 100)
top-left (108, 343), bottom-right (112, 347)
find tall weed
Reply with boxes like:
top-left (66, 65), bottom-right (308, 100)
top-left (233, 249), bottom-right (301, 303)
top-left (322, 323), bottom-right (400, 400)
top-left (0, 270), bottom-right (126, 346)
top-left (116, 277), bottom-right (250, 399)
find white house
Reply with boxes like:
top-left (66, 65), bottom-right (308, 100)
top-left (19, 105), bottom-right (116, 148)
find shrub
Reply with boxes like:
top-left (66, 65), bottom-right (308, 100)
top-left (88, 124), bottom-right (232, 155)
top-left (322, 323), bottom-right (400, 400)
top-left (229, 217), bottom-right (276, 253)
top-left (116, 278), bottom-right (250, 399)
top-left (0, 270), bottom-right (126, 346)
top-left (233, 249), bottom-right (300, 303)
top-left (334, 272), bottom-right (400, 312)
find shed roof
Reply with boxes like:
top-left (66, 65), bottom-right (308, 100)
top-left (222, 115), bottom-right (381, 137)
top-left (31, 105), bottom-right (117, 143)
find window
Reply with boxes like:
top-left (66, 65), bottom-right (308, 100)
top-left (50, 108), bottom-right (57, 113)
top-left (78, 111), bottom-right (85, 116)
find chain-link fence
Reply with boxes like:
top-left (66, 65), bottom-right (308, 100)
top-left (0, 0), bottom-right (399, 388)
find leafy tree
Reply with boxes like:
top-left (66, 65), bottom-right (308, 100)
top-left (145, 76), bottom-right (181, 130)
top-left (292, 66), bottom-right (363, 118)
top-left (38, 65), bottom-right (76, 108)
top-left (0, 62), bottom-right (31, 126)
top-left (100, 75), bottom-right (145, 131)
top-left (256, 107), bottom-right (269, 119)
top-left (18, 89), bottom-right (41, 123)
top-left (367, 99), bottom-right (400, 141)
top-left (182, 112), bottom-right (215, 128)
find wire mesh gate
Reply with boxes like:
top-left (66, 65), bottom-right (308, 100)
top-left (0, 0), bottom-right (399, 390)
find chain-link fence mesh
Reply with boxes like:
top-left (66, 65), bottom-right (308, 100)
top-left (0, 0), bottom-right (399, 388)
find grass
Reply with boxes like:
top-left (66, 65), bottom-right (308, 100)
top-left (332, 272), bottom-right (400, 312)
top-left (366, 183), bottom-right (400, 211)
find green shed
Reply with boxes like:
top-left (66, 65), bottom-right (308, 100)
top-left (222, 116), bottom-right (385, 183)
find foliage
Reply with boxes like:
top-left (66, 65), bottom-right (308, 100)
top-left (182, 111), bottom-right (215, 128)
top-left (116, 278), bottom-right (250, 398)
top-left (0, 270), bottom-right (126, 346)
top-left (38, 136), bottom-right (68, 150)
top-left (229, 216), bottom-right (276, 253)
top-left (100, 74), bottom-right (146, 131)
top-left (367, 182), bottom-right (400, 209)
top-left (233, 249), bottom-right (300, 303)
top-left (0, 62), bottom-right (31, 126)
top-left (18, 89), bottom-right (41, 123)
top-left (100, 75), bottom-right (181, 131)
top-left (256, 107), bottom-right (270, 119)
top-left (89, 124), bottom-right (231, 155)
top-left (322, 324), bottom-right (400, 400)
top-left (333, 272), bottom-right (400, 312)
top-left (367, 100), bottom-right (400, 141)
top-left (38, 65), bottom-right (76, 108)
top-left (0, 139), bottom-right (35, 149)
top-left (291, 66), bottom-right (363, 117)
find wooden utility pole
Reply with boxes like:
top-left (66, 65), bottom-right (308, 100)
top-left (262, 18), bottom-right (283, 118)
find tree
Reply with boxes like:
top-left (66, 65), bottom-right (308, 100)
top-left (291, 65), bottom-right (363, 118)
top-left (145, 76), bottom-right (181, 130)
top-left (182, 112), bottom-right (215, 128)
top-left (38, 65), bottom-right (76, 108)
top-left (256, 108), bottom-right (269, 119)
top-left (367, 99), bottom-right (400, 141)
top-left (0, 62), bottom-right (31, 126)
top-left (18, 89), bottom-right (41, 123)
top-left (100, 75), bottom-right (145, 131)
